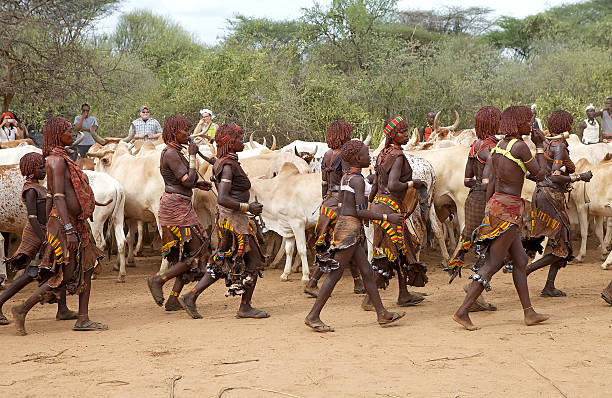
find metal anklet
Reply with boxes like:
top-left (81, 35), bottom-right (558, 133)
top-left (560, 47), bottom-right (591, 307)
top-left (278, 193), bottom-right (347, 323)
top-left (469, 273), bottom-right (491, 291)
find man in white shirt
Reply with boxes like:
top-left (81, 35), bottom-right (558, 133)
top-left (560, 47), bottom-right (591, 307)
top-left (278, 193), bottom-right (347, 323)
top-left (578, 104), bottom-right (600, 144)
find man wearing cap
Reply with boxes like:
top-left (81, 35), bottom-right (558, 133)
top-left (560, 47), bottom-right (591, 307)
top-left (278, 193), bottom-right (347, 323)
top-left (193, 108), bottom-right (218, 139)
top-left (126, 106), bottom-right (163, 142)
top-left (578, 104), bottom-right (600, 144)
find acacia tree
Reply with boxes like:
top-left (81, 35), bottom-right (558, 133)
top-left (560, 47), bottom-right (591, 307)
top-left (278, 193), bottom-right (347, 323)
top-left (0, 0), bottom-right (118, 112)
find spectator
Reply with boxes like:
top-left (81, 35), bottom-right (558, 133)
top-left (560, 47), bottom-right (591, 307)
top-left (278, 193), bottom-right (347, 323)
top-left (418, 112), bottom-right (435, 142)
top-left (73, 103), bottom-right (101, 157)
top-left (531, 104), bottom-right (543, 130)
top-left (124, 106), bottom-right (162, 142)
top-left (193, 108), bottom-right (218, 139)
top-left (594, 97), bottom-right (612, 143)
top-left (0, 112), bottom-right (23, 142)
top-left (578, 104), bottom-right (600, 144)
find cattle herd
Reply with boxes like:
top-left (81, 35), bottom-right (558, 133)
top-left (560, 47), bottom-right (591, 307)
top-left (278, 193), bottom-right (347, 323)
top-left (1, 117), bottom-right (612, 327)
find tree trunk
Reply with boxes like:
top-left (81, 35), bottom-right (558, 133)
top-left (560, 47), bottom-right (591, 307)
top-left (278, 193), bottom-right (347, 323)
top-left (2, 92), bottom-right (13, 113)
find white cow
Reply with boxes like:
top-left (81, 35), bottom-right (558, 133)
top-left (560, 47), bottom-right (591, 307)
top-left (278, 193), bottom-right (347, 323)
top-left (83, 170), bottom-right (128, 282)
top-left (249, 164), bottom-right (321, 283)
top-left (0, 144), bottom-right (42, 165)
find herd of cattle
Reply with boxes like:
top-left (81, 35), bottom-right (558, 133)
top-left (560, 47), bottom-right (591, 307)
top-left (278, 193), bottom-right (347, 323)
top-left (2, 115), bottom-right (612, 287)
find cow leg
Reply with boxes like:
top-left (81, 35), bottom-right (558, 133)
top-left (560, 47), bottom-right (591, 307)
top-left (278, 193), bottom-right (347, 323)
top-left (364, 224), bottom-right (374, 262)
top-left (270, 236), bottom-right (287, 268)
top-left (575, 201), bottom-right (589, 263)
top-left (0, 233), bottom-right (5, 287)
top-left (455, 200), bottom-right (466, 235)
top-left (595, 216), bottom-right (607, 261)
top-left (605, 218), bottom-right (612, 252)
top-left (430, 206), bottom-right (450, 265)
top-left (291, 222), bottom-right (310, 283)
top-left (601, 244), bottom-right (612, 270)
top-left (126, 219), bottom-right (137, 266)
top-left (135, 220), bottom-right (145, 256)
top-left (280, 237), bottom-right (296, 281)
top-left (113, 218), bottom-right (128, 284)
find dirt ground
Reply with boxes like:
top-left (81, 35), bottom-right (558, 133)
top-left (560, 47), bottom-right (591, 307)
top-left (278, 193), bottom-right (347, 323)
top-left (1, 240), bottom-right (612, 398)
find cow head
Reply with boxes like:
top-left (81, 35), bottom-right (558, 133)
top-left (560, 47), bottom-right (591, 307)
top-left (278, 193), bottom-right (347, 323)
top-left (294, 146), bottom-right (316, 164)
top-left (433, 110), bottom-right (460, 135)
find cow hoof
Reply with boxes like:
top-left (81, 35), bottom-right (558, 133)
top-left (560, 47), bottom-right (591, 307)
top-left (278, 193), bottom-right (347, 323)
top-left (301, 275), bottom-right (310, 284)
top-left (116, 275), bottom-right (126, 283)
top-left (601, 263), bottom-right (611, 270)
top-left (280, 273), bottom-right (289, 282)
top-left (574, 256), bottom-right (584, 264)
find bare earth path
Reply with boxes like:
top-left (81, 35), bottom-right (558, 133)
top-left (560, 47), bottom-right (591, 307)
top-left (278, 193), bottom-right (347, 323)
top-left (1, 244), bottom-right (611, 397)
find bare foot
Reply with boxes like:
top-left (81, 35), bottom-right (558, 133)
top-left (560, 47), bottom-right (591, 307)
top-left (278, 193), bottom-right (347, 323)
top-left (56, 308), bottom-right (79, 321)
top-left (397, 291), bottom-right (424, 306)
top-left (453, 312), bottom-right (480, 331)
top-left (146, 276), bottom-right (164, 306)
top-left (524, 310), bottom-right (550, 326)
top-left (12, 306), bottom-right (27, 336)
top-left (361, 294), bottom-right (374, 311)
top-left (178, 294), bottom-right (202, 319)
top-left (0, 308), bottom-right (8, 325)
top-left (236, 307), bottom-right (269, 319)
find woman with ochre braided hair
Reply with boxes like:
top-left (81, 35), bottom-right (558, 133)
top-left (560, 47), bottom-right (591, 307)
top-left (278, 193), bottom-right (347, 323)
top-left (305, 140), bottom-right (406, 332)
top-left (146, 115), bottom-right (213, 311)
top-left (179, 123), bottom-right (269, 319)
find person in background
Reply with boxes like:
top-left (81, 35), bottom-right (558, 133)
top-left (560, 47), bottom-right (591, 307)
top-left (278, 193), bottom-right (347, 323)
top-left (531, 104), bottom-right (543, 130)
top-left (418, 112), bottom-right (435, 142)
top-left (73, 103), bottom-right (100, 157)
top-left (193, 108), bottom-right (218, 139)
top-left (0, 112), bottom-right (23, 142)
top-left (578, 104), bottom-right (600, 144)
top-left (124, 106), bottom-right (163, 142)
top-left (594, 97), bottom-right (612, 143)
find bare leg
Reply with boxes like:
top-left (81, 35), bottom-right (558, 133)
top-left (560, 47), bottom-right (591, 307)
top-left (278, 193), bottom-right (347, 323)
top-left (304, 267), bottom-right (324, 297)
top-left (352, 247), bottom-right (404, 325)
top-left (540, 260), bottom-right (567, 297)
top-left (349, 262), bottom-right (365, 294)
top-left (601, 280), bottom-right (612, 305)
top-left (453, 227), bottom-right (517, 331)
top-left (165, 278), bottom-right (185, 311)
top-left (56, 286), bottom-right (78, 320)
top-left (0, 273), bottom-right (34, 325)
top-left (526, 253), bottom-right (557, 275)
top-left (305, 247), bottom-right (351, 331)
top-left (508, 234), bottom-right (550, 326)
top-left (73, 268), bottom-right (108, 331)
top-left (180, 272), bottom-right (218, 319)
top-left (237, 237), bottom-right (268, 318)
top-left (148, 235), bottom-right (204, 306)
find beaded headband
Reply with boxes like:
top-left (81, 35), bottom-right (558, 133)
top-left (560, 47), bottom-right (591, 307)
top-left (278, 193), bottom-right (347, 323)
top-left (383, 116), bottom-right (404, 136)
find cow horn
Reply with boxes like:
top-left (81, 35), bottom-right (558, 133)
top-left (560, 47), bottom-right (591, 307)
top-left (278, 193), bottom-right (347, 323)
top-left (433, 111), bottom-right (441, 132)
top-left (359, 133), bottom-right (363, 141)
top-left (249, 132), bottom-right (255, 149)
top-left (262, 136), bottom-right (267, 148)
top-left (363, 131), bottom-right (372, 146)
top-left (87, 149), bottom-right (113, 158)
top-left (294, 146), bottom-right (299, 156)
top-left (442, 110), bottom-right (460, 131)
top-left (271, 135), bottom-right (277, 150)
top-left (309, 147), bottom-right (317, 156)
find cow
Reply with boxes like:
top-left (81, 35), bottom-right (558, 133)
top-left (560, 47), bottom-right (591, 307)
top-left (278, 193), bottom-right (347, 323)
top-left (0, 166), bottom-right (128, 282)
top-left (240, 151), bottom-right (311, 178)
top-left (83, 170), bottom-right (128, 282)
top-left (0, 144), bottom-right (42, 166)
top-left (249, 163), bottom-right (321, 283)
top-left (0, 138), bottom-right (35, 149)
top-left (87, 142), bottom-right (216, 272)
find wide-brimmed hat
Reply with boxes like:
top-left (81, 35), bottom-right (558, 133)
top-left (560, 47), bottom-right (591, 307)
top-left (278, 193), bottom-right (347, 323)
top-left (200, 108), bottom-right (215, 119)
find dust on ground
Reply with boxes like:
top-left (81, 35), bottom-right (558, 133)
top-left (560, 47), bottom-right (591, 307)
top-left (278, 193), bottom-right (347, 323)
top-left (1, 240), bottom-right (611, 398)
